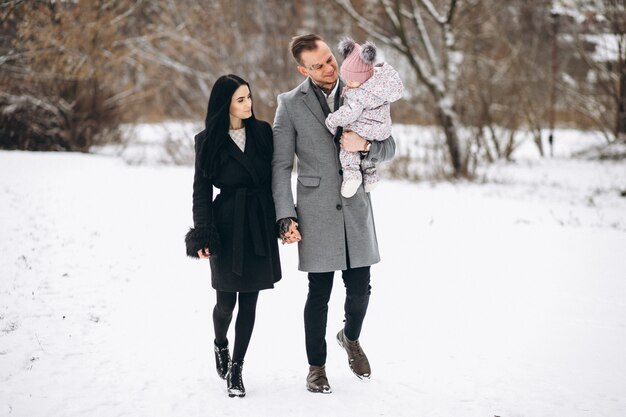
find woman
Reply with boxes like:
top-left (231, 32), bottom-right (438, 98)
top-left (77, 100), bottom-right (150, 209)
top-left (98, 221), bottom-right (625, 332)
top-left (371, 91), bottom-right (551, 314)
top-left (185, 74), bottom-right (281, 398)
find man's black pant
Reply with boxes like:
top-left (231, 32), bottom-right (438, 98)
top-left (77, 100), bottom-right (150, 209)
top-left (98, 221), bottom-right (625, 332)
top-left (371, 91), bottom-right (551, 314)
top-left (304, 266), bottom-right (371, 366)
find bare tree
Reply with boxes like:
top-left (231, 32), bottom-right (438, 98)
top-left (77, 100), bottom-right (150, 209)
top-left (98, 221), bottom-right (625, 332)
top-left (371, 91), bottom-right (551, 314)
top-left (588, 0), bottom-right (625, 141)
top-left (455, 1), bottom-right (526, 161)
top-left (0, 1), bottom-right (135, 150)
top-left (334, 0), bottom-right (468, 177)
top-left (558, 0), bottom-right (625, 143)
top-left (0, 0), bottom-right (304, 150)
top-left (457, 0), bottom-right (578, 159)
top-left (4, 0), bottom-right (622, 164)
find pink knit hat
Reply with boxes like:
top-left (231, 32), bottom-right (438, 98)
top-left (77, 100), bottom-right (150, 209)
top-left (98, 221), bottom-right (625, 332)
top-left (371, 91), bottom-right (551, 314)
top-left (338, 38), bottom-right (377, 85)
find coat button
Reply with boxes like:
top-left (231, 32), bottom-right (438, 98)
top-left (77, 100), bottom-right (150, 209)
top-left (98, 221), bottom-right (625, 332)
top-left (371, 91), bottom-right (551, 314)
top-left (338, 169), bottom-right (343, 175)
top-left (336, 204), bottom-right (342, 210)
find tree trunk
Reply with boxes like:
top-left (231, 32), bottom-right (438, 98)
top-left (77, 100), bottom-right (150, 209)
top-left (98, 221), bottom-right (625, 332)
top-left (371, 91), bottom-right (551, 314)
top-left (533, 129), bottom-right (545, 157)
top-left (617, 58), bottom-right (626, 141)
top-left (436, 105), bottom-right (465, 177)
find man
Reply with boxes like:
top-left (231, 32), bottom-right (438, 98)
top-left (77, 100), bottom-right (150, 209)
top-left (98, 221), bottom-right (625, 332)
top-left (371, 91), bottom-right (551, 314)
top-left (272, 34), bottom-right (396, 393)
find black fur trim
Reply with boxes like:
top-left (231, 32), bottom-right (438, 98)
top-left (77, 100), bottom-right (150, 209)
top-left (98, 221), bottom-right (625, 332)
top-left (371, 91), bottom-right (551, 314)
top-left (360, 41), bottom-right (377, 64)
top-left (185, 225), bottom-right (221, 258)
top-left (338, 37), bottom-right (355, 58)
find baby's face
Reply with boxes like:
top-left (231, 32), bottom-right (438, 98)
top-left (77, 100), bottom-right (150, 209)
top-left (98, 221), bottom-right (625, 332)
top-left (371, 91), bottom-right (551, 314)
top-left (346, 80), bottom-right (362, 88)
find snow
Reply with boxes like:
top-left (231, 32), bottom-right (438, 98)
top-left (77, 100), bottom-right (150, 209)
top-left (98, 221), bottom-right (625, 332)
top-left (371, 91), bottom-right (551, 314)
top-left (583, 34), bottom-right (622, 63)
top-left (551, 1), bottom-right (588, 24)
top-left (95, 122), bottom-right (201, 166)
top-left (1, 125), bottom-right (626, 417)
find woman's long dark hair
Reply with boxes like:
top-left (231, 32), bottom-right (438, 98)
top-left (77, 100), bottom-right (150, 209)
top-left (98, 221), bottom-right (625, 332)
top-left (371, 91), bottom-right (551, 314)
top-left (197, 74), bottom-right (257, 178)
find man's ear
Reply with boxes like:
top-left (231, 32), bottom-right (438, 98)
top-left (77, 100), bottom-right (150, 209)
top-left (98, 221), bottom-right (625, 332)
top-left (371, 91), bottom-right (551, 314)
top-left (297, 66), bottom-right (309, 78)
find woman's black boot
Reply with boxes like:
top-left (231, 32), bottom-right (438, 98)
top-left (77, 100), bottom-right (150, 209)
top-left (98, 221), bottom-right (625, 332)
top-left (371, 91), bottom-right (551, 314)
top-left (214, 340), bottom-right (231, 380)
top-left (227, 361), bottom-right (245, 397)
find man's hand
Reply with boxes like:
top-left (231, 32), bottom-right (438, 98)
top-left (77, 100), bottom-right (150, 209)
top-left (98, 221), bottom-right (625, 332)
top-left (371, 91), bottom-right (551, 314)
top-left (276, 217), bottom-right (302, 244)
top-left (340, 130), bottom-right (368, 152)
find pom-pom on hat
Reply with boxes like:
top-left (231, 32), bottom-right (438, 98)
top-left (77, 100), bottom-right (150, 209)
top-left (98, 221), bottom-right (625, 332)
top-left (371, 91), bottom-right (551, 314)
top-left (338, 38), bottom-right (377, 85)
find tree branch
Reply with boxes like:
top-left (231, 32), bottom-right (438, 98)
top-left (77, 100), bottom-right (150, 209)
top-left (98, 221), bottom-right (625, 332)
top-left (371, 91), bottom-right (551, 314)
top-left (409, 0), bottom-right (439, 71)
top-left (334, 0), bottom-right (406, 51)
top-left (446, 0), bottom-right (458, 24)
top-left (380, 0), bottom-right (401, 30)
top-left (419, 0), bottom-right (446, 25)
top-left (109, 0), bottom-right (144, 26)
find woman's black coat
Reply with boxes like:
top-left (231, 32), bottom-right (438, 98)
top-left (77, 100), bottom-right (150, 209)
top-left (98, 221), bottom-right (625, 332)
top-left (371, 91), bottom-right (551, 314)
top-left (185, 120), bottom-right (281, 292)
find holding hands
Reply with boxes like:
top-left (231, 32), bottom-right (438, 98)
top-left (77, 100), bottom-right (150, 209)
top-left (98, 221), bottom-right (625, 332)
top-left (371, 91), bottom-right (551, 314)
top-left (277, 217), bottom-right (302, 244)
top-left (197, 217), bottom-right (302, 258)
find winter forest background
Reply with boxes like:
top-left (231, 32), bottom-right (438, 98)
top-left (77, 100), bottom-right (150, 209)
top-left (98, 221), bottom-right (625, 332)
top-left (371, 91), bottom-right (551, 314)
top-left (1, 1), bottom-right (626, 417)
top-left (2, 0), bottom-right (625, 173)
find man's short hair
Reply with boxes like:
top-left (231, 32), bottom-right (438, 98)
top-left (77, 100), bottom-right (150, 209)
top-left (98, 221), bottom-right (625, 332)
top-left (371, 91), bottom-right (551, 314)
top-left (290, 33), bottom-right (324, 66)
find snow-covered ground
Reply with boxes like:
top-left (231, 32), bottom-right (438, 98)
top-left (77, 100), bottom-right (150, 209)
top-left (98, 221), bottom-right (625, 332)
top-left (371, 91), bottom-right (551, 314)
top-left (1, 126), bottom-right (626, 417)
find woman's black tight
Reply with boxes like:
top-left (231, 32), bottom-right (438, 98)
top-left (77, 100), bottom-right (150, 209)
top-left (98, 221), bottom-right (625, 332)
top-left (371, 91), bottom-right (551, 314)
top-left (213, 291), bottom-right (259, 362)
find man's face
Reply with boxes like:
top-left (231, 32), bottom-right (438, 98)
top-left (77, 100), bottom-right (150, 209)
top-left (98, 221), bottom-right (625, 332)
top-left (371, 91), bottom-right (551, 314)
top-left (297, 41), bottom-right (339, 87)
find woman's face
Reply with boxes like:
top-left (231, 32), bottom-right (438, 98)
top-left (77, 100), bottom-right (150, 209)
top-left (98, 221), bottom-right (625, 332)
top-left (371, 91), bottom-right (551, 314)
top-left (230, 85), bottom-right (253, 121)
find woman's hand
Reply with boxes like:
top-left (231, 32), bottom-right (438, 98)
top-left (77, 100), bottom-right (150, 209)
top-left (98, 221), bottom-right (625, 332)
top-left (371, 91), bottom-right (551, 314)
top-left (197, 248), bottom-right (211, 259)
top-left (340, 130), bottom-right (367, 152)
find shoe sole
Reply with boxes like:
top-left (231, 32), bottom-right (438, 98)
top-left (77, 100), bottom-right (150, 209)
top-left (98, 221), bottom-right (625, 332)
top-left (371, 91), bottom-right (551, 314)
top-left (336, 336), bottom-right (371, 380)
top-left (306, 386), bottom-right (332, 394)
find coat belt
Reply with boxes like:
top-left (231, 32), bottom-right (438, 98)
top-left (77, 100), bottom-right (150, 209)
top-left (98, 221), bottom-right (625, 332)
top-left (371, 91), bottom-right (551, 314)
top-left (221, 186), bottom-right (271, 276)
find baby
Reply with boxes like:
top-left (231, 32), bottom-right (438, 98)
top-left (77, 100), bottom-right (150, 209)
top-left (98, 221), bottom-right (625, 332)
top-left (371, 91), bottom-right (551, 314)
top-left (326, 38), bottom-right (404, 198)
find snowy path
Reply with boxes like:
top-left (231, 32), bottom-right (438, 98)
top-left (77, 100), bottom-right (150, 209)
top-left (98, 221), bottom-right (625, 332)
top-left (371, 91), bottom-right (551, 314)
top-left (1, 150), bottom-right (626, 417)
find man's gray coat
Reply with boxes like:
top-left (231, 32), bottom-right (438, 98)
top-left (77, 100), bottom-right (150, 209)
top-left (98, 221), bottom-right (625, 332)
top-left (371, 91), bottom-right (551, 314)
top-left (272, 77), bottom-right (396, 272)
